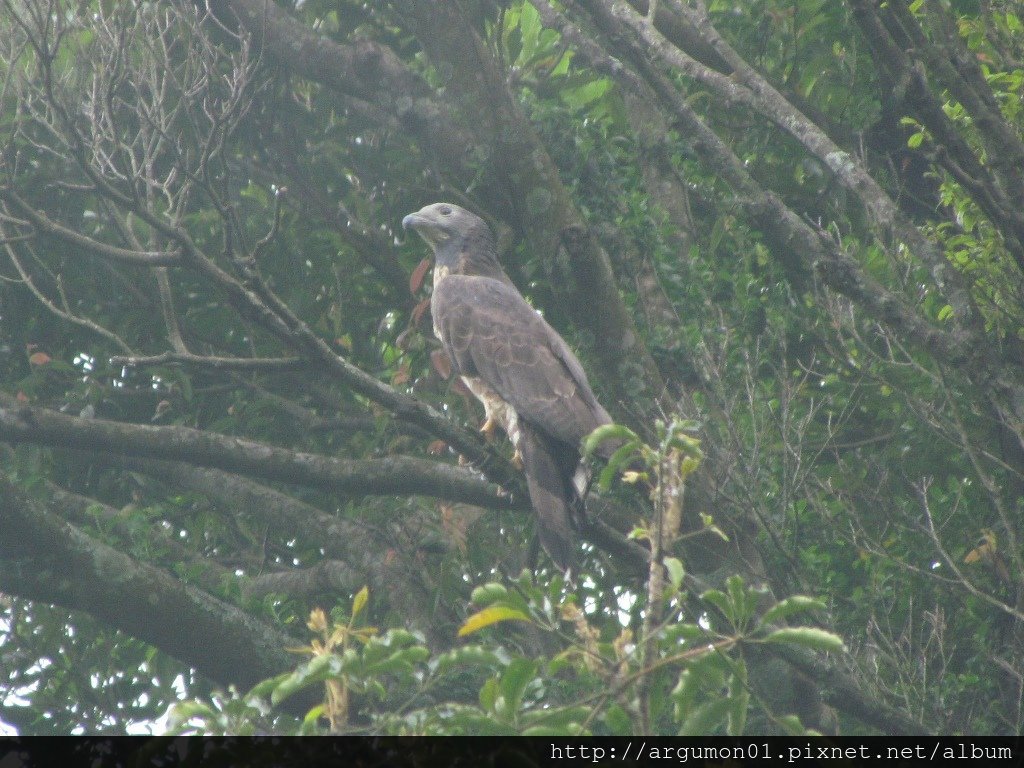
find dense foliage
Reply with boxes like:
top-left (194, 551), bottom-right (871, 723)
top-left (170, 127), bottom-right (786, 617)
top-left (1, 0), bottom-right (1022, 735)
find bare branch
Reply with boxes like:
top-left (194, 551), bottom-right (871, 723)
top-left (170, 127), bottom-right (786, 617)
top-left (0, 191), bottom-right (181, 266)
top-left (109, 350), bottom-right (307, 372)
top-left (1, 232), bottom-right (135, 353)
top-left (0, 402), bottom-right (521, 510)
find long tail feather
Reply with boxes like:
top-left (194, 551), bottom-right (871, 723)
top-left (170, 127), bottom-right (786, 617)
top-left (517, 422), bottom-right (584, 573)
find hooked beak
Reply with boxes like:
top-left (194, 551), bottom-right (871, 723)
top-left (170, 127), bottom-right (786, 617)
top-left (402, 209), bottom-right (445, 249)
top-left (402, 211), bottom-right (427, 231)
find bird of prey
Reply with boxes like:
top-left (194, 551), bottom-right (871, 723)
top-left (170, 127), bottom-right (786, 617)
top-left (403, 202), bottom-right (612, 571)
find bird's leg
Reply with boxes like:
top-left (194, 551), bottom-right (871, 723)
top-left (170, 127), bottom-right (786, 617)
top-left (479, 415), bottom-right (498, 441)
top-left (479, 417), bottom-right (523, 469)
top-left (457, 416), bottom-right (498, 466)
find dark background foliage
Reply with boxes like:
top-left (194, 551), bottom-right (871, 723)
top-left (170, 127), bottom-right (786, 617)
top-left (0, 0), bottom-right (1022, 735)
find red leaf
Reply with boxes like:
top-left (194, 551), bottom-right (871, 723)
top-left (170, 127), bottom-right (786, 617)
top-left (427, 439), bottom-right (448, 455)
top-left (409, 257), bottom-right (431, 295)
top-left (28, 351), bottom-right (51, 366)
top-left (411, 297), bottom-right (431, 328)
top-left (431, 349), bottom-right (452, 380)
top-left (15, 391), bottom-right (28, 402)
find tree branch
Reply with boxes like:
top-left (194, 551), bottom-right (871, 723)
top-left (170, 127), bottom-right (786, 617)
top-left (213, 0), bottom-right (477, 182)
top-left (0, 190), bottom-right (181, 266)
top-left (0, 402), bottom-right (521, 510)
top-left (0, 472), bottom-right (313, 706)
top-left (109, 350), bottom-right (308, 372)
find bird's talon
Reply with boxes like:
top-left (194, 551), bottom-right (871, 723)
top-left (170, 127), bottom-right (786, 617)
top-left (479, 416), bottom-right (498, 441)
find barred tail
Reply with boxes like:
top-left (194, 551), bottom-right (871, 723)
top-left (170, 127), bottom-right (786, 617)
top-left (517, 422), bottom-right (586, 573)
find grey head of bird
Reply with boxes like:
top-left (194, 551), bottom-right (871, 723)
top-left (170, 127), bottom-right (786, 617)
top-left (402, 202), bottom-right (505, 281)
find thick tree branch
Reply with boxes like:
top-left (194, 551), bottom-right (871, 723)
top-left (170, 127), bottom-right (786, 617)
top-left (572, 0), bottom-right (995, 377)
top-left (213, 0), bottom-right (476, 182)
top-left (245, 560), bottom-right (358, 601)
top-left (0, 403), bottom-right (521, 510)
top-left (913, 2), bottom-right (1024, 212)
top-left (0, 473), bottom-right (312, 706)
top-left (767, 643), bottom-right (928, 735)
top-left (849, 0), bottom-right (1024, 269)
top-left (43, 479), bottom-right (233, 597)
top-left (110, 455), bottom-right (463, 644)
top-left (588, 0), bottom-right (987, 347)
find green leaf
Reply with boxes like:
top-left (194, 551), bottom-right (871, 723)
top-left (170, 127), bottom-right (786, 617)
top-left (449, 712), bottom-right (518, 736)
top-left (271, 654), bottom-right (341, 705)
top-left (470, 582), bottom-right (509, 605)
top-left (664, 557), bottom-right (685, 591)
top-left (458, 605), bottom-right (532, 637)
top-left (679, 697), bottom-right (733, 736)
top-left (363, 658), bottom-right (412, 678)
top-left (560, 78), bottom-right (611, 111)
top-left (582, 423), bottom-right (636, 457)
top-left (701, 589), bottom-right (733, 621)
top-left (671, 652), bottom-right (729, 721)
top-left (382, 628), bottom-right (418, 647)
top-left (667, 431), bottom-right (702, 455)
top-left (479, 676), bottom-right (499, 712)
top-left (759, 595), bottom-right (826, 626)
top-left (351, 585), bottom-right (369, 620)
top-left (763, 627), bottom-right (845, 653)
top-left (727, 660), bottom-right (749, 736)
top-left (300, 704), bottom-right (325, 735)
top-left (662, 622), bottom-right (707, 645)
top-left (518, 0), bottom-right (541, 64)
top-left (599, 440), bottom-right (642, 490)
top-left (777, 713), bottom-right (808, 735)
top-left (521, 705), bottom-right (590, 730)
top-left (167, 701), bottom-right (216, 725)
top-left (726, 574), bottom-right (747, 621)
top-left (603, 703), bottom-right (634, 734)
top-left (522, 724), bottom-right (585, 736)
top-left (435, 645), bottom-right (502, 673)
top-left (550, 49), bottom-right (572, 77)
top-left (498, 658), bottom-right (539, 713)
top-left (246, 671), bottom-right (291, 701)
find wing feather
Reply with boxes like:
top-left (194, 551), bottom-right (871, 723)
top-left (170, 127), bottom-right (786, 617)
top-left (432, 275), bottom-right (610, 447)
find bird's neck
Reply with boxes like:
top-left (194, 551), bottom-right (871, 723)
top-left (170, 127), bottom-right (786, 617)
top-left (436, 236), bottom-right (512, 285)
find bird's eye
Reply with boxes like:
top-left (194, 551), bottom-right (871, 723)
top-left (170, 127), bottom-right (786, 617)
top-left (439, 206), bottom-right (453, 216)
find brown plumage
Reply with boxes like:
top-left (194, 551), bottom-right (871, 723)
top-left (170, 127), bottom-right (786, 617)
top-left (403, 202), bottom-right (612, 571)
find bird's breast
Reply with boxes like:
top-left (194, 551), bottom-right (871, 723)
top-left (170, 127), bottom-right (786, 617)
top-left (431, 264), bottom-right (451, 340)
top-left (432, 263), bottom-right (450, 289)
